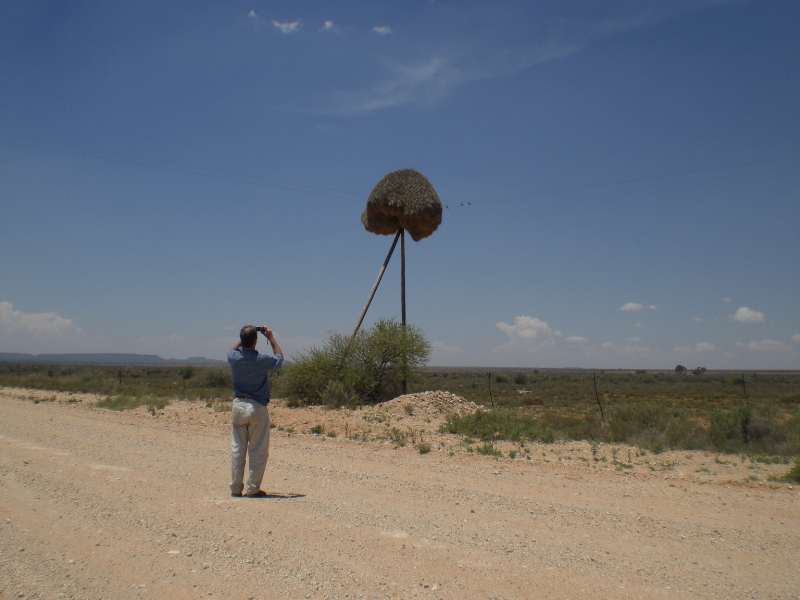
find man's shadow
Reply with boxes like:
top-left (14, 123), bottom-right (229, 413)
top-left (252, 492), bottom-right (305, 500)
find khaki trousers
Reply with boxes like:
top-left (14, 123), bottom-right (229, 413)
top-left (230, 398), bottom-right (270, 496)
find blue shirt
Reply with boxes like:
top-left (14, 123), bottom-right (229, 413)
top-left (227, 346), bottom-right (283, 406)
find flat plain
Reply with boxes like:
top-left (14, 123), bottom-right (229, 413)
top-left (1, 387), bottom-right (798, 600)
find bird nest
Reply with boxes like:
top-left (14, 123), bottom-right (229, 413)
top-left (361, 169), bottom-right (442, 241)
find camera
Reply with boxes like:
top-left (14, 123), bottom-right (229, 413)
top-left (256, 326), bottom-right (266, 334)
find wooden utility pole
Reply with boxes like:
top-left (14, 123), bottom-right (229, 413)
top-left (401, 228), bottom-right (407, 395)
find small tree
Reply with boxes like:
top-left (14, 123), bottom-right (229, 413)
top-left (674, 364), bottom-right (687, 373)
top-left (283, 318), bottom-right (431, 406)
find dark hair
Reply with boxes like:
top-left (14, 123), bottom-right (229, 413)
top-left (240, 325), bottom-right (258, 348)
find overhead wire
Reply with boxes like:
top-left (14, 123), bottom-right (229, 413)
top-left (442, 155), bottom-right (799, 209)
top-left (60, 220), bottom-right (362, 302)
top-left (0, 133), bottom-right (364, 202)
top-left (3, 133), bottom-right (797, 301)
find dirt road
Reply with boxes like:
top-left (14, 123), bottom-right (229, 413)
top-left (1, 388), bottom-right (798, 600)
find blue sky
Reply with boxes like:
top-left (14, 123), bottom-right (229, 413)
top-left (1, 0), bottom-right (798, 369)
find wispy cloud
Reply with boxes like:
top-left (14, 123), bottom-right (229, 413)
top-left (320, 20), bottom-right (338, 33)
top-left (326, 4), bottom-right (699, 115)
top-left (0, 301), bottom-right (81, 338)
top-left (620, 302), bottom-right (643, 311)
top-left (730, 307), bottom-right (765, 323)
top-left (431, 340), bottom-right (464, 355)
top-left (695, 342), bottom-right (715, 352)
top-left (648, 305), bottom-right (657, 310)
top-left (634, 322), bottom-right (644, 328)
top-left (622, 345), bottom-right (649, 354)
top-left (692, 317), bottom-right (702, 322)
top-left (273, 20), bottom-right (302, 34)
top-left (566, 336), bottom-right (589, 344)
top-left (793, 334), bottom-right (800, 343)
top-left (736, 340), bottom-right (789, 352)
top-left (723, 297), bottom-right (732, 302)
top-left (627, 337), bottom-right (641, 342)
top-left (602, 340), bottom-right (648, 353)
top-left (247, 10), bottom-right (268, 31)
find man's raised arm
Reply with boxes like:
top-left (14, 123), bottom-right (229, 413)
top-left (260, 326), bottom-right (283, 358)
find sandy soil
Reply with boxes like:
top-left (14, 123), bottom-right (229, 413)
top-left (1, 387), bottom-right (798, 600)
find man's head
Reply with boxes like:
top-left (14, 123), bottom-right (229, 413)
top-left (240, 325), bottom-right (258, 349)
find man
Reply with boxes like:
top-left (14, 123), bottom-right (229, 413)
top-left (227, 324), bottom-right (283, 498)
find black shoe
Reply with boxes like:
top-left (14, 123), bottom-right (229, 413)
top-left (245, 490), bottom-right (268, 498)
top-left (231, 492), bottom-right (242, 497)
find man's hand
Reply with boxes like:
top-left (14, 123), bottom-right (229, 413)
top-left (260, 325), bottom-right (283, 357)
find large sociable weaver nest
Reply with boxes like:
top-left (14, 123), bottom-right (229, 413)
top-left (361, 169), bottom-right (442, 242)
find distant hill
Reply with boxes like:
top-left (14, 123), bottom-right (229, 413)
top-left (0, 353), bottom-right (224, 365)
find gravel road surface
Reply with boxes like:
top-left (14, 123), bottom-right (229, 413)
top-left (1, 389), bottom-right (798, 600)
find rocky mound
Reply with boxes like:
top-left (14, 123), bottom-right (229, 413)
top-left (371, 391), bottom-right (479, 419)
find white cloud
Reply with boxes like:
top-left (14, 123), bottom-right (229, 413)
top-left (496, 316), bottom-right (561, 354)
top-left (273, 20), bottom-right (302, 34)
top-left (723, 297), bottom-right (732, 302)
top-left (634, 322), bottom-right (644, 328)
top-left (692, 317), bottom-right (702, 322)
top-left (730, 307), bottom-right (765, 323)
top-left (622, 345), bottom-right (649, 353)
top-left (695, 342), bottom-right (715, 352)
top-left (0, 301), bottom-right (81, 338)
top-left (648, 305), bottom-right (657, 311)
top-left (320, 20), bottom-right (337, 32)
top-left (620, 303), bottom-right (643, 311)
top-left (247, 10), bottom-right (268, 30)
top-left (627, 337), bottom-right (641, 342)
top-left (735, 340), bottom-right (789, 352)
top-left (793, 334), bottom-right (800, 343)
top-left (372, 26), bottom-right (393, 35)
top-left (602, 342), bottom-right (618, 350)
top-left (431, 341), bottom-right (464, 355)
top-left (566, 336), bottom-right (589, 344)
top-left (497, 316), bottom-right (560, 340)
top-left (674, 345), bottom-right (693, 353)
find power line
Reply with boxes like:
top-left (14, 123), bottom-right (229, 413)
top-left (4, 133), bottom-right (795, 210)
top-left (444, 155), bottom-right (799, 209)
top-left (61, 220), bottom-right (361, 302)
top-left (0, 134), bottom-right (364, 203)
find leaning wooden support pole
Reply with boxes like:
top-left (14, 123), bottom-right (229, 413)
top-left (351, 230), bottom-right (401, 339)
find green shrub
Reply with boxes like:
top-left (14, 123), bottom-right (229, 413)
top-left (282, 319), bottom-right (431, 406)
top-left (709, 409), bottom-right (737, 448)
top-left (476, 443), bottom-right (502, 457)
top-left (202, 368), bottom-right (232, 389)
top-left (441, 409), bottom-right (554, 443)
top-left (416, 442), bottom-right (432, 454)
top-left (781, 458), bottom-right (800, 483)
